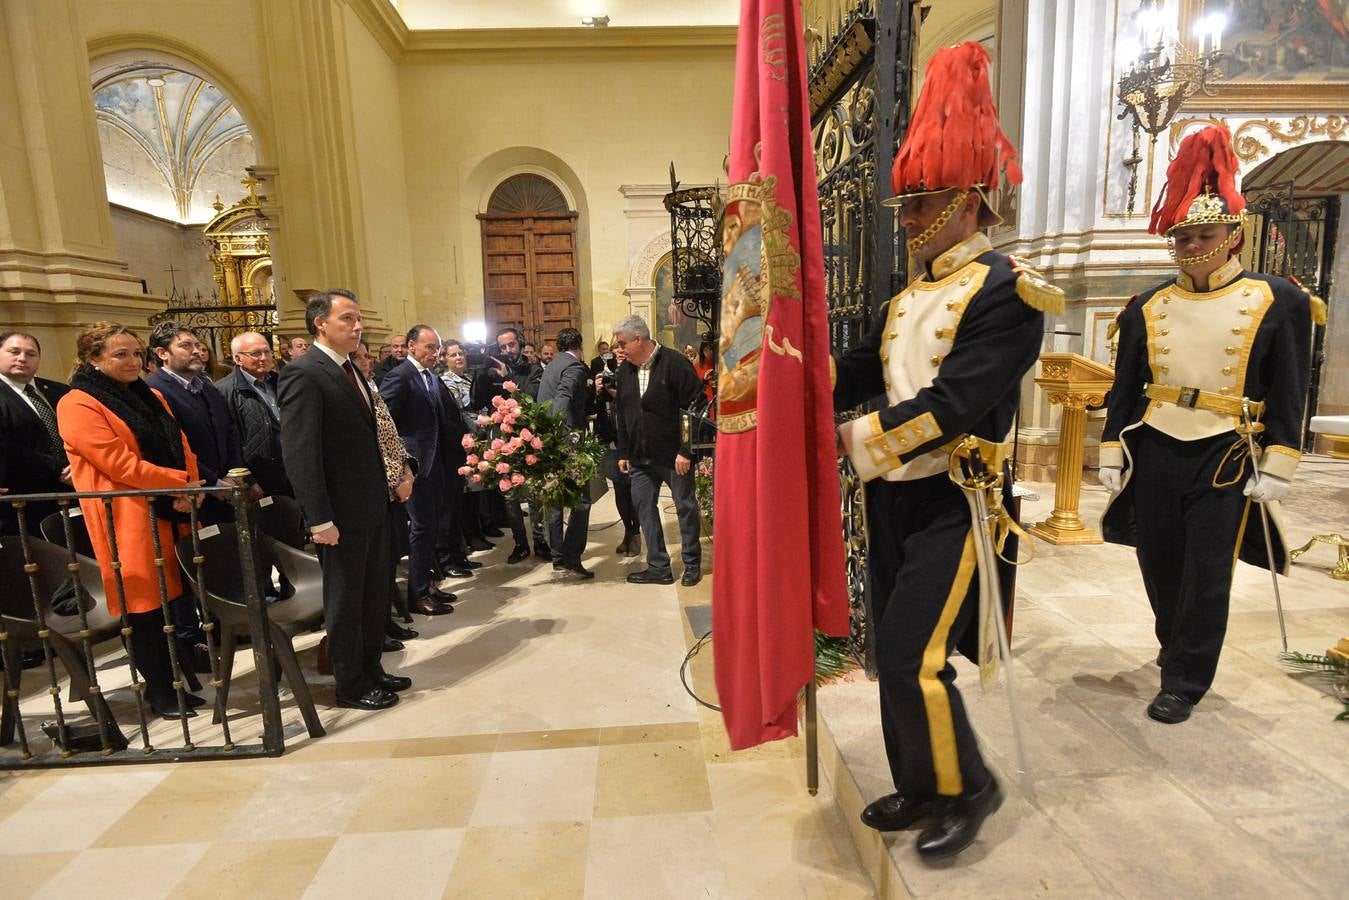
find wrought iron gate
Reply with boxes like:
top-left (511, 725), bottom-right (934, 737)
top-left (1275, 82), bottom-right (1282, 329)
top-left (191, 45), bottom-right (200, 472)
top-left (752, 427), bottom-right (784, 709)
top-left (149, 287), bottom-right (280, 372)
top-left (810, 0), bottom-right (917, 671)
top-left (1243, 182), bottom-right (1338, 450)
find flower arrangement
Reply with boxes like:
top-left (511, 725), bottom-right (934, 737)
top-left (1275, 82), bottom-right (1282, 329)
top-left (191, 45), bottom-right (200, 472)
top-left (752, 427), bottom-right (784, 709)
top-left (458, 381), bottom-right (605, 511)
top-left (694, 454), bottom-right (715, 534)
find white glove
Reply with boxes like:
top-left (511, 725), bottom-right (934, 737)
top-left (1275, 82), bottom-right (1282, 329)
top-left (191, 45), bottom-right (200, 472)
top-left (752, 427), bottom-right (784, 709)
top-left (1243, 473), bottom-right (1290, 503)
top-left (1098, 466), bottom-right (1123, 494)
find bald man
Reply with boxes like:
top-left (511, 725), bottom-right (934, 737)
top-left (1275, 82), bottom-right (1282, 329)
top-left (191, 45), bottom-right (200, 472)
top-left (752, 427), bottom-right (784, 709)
top-left (217, 331), bottom-right (291, 497)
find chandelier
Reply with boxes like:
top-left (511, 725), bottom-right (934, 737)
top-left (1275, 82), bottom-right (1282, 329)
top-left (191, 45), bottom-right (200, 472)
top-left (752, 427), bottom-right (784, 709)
top-left (1116, 0), bottom-right (1225, 212)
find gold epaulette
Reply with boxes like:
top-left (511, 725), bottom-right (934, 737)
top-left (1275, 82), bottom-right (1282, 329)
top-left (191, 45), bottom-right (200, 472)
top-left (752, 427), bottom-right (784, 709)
top-left (1008, 256), bottom-right (1066, 315)
top-left (1106, 294), bottom-right (1139, 341)
top-left (1288, 275), bottom-right (1328, 326)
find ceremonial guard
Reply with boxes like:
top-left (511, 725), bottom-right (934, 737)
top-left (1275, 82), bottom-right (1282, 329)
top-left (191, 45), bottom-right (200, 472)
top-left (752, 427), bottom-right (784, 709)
top-left (833, 42), bottom-right (1063, 860)
top-left (1099, 125), bottom-right (1320, 725)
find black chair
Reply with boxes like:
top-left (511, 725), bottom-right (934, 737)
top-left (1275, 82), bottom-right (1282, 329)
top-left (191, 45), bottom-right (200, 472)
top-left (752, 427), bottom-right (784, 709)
top-left (255, 495), bottom-right (307, 550)
top-left (39, 508), bottom-right (97, 559)
top-left (175, 526), bottom-right (326, 738)
top-left (0, 539), bottom-right (124, 748)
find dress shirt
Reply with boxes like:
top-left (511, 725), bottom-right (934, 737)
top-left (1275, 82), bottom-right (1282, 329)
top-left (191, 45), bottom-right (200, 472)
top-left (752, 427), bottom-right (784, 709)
top-left (638, 344), bottom-right (659, 396)
top-left (160, 367), bottom-right (204, 393)
top-left (0, 372), bottom-right (38, 414)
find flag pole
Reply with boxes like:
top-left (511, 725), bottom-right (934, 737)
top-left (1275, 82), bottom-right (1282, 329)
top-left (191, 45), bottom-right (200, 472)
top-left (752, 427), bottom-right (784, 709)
top-left (805, 677), bottom-right (819, 795)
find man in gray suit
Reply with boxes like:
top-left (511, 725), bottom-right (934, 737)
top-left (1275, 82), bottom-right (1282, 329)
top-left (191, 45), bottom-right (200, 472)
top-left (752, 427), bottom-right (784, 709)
top-left (537, 327), bottom-right (594, 579)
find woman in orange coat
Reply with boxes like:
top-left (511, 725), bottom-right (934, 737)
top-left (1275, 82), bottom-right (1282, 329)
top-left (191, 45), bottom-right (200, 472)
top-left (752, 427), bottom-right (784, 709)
top-left (57, 323), bottom-right (207, 718)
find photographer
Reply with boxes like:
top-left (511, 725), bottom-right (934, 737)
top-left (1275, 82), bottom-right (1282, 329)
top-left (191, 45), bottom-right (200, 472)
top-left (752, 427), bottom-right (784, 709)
top-left (592, 337), bottom-right (640, 556)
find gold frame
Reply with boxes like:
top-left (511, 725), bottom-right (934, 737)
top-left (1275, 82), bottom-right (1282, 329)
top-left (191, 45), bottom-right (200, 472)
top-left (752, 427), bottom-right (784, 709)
top-left (1180, 1), bottom-right (1349, 112)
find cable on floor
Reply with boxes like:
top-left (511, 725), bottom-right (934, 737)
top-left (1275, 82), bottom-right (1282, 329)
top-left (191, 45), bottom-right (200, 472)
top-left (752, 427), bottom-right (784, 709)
top-left (680, 629), bottom-right (720, 712)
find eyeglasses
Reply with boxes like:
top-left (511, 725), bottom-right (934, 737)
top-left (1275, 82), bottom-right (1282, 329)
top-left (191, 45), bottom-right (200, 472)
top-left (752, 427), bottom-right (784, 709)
top-left (237, 349), bottom-right (271, 359)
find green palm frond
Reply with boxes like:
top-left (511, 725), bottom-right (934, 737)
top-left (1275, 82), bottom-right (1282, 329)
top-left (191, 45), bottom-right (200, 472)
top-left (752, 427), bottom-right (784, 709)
top-left (815, 631), bottom-right (857, 683)
top-left (1280, 651), bottom-right (1349, 722)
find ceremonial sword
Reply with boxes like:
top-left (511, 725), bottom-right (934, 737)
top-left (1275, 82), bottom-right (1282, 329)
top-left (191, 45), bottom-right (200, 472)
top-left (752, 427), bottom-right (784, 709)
top-left (1241, 399), bottom-right (1289, 652)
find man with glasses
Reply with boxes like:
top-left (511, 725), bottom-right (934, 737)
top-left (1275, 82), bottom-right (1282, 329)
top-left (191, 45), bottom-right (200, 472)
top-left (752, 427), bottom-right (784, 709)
top-left (216, 331), bottom-right (292, 498)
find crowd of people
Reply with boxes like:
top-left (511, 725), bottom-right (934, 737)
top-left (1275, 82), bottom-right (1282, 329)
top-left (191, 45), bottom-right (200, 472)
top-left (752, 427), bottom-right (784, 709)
top-left (0, 300), bottom-right (711, 716)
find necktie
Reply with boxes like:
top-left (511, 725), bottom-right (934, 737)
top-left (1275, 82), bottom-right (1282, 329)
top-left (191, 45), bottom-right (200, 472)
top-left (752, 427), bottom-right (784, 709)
top-left (342, 361), bottom-right (372, 415)
top-left (422, 370), bottom-right (441, 405)
top-left (25, 384), bottom-right (64, 457)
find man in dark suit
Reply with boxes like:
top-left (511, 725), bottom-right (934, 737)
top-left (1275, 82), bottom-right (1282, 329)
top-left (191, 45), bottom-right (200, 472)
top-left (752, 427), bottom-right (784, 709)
top-left (216, 331), bottom-right (291, 498)
top-left (0, 332), bottom-right (70, 535)
top-left (538, 327), bottom-right (595, 579)
top-left (373, 333), bottom-right (408, 385)
top-left (613, 315), bottom-right (705, 587)
top-left (146, 323), bottom-right (246, 524)
top-left (380, 325), bottom-right (459, 616)
top-left (279, 290), bottom-right (411, 710)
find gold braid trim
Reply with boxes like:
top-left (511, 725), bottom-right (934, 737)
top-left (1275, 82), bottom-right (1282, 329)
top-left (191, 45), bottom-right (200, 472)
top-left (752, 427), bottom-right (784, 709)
top-left (1008, 257), bottom-right (1066, 315)
top-left (1310, 294), bottom-right (1328, 326)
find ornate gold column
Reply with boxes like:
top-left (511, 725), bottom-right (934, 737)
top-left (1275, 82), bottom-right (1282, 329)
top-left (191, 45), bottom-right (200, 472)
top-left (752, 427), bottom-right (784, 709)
top-left (1028, 353), bottom-right (1115, 545)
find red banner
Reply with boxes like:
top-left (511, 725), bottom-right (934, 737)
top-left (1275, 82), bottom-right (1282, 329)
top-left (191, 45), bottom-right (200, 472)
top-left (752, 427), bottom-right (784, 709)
top-left (712, 0), bottom-right (849, 750)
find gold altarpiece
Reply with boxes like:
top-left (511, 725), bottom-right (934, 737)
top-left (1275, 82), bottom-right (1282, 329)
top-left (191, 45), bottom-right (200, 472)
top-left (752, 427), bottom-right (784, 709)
top-left (203, 178), bottom-right (273, 307)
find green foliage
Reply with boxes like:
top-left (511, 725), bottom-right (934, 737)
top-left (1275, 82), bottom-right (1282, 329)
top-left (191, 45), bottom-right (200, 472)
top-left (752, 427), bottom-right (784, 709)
top-left (815, 631), bottom-right (857, 683)
top-left (1279, 651), bottom-right (1349, 722)
top-left (694, 455), bottom-right (714, 532)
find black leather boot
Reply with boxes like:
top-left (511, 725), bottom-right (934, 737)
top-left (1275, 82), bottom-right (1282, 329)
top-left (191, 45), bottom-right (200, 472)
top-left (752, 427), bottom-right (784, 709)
top-left (915, 777), bottom-right (1003, 860)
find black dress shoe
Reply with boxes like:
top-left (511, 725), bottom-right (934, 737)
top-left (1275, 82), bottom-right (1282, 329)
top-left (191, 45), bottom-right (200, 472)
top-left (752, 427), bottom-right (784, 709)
top-left (336, 687), bottom-right (399, 710)
top-left (442, 565), bottom-right (474, 578)
top-left (627, 569), bottom-right (674, 585)
top-left (1146, 690), bottom-right (1193, 724)
top-left (507, 545), bottom-right (532, 564)
top-left (915, 777), bottom-right (1004, 860)
top-left (184, 692), bottom-right (207, 709)
top-left (534, 541), bottom-right (552, 560)
top-left (468, 537), bottom-right (494, 552)
top-left (410, 596), bottom-right (454, 616)
top-left (382, 636), bottom-right (405, 653)
top-left (150, 697), bottom-right (199, 719)
top-left (483, 526), bottom-right (505, 538)
top-left (460, 559), bottom-right (483, 569)
top-left (428, 587), bottom-right (458, 602)
top-left (681, 571), bottom-right (702, 587)
top-left (861, 792), bottom-right (939, 831)
top-left (553, 562), bottom-right (595, 579)
top-left (375, 673), bottom-right (412, 692)
top-left (387, 621), bottom-right (418, 640)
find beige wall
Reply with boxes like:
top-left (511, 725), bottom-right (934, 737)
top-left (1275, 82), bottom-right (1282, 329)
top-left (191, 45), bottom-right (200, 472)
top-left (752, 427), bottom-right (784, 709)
top-left (107, 205), bottom-right (214, 299)
top-left (399, 52), bottom-right (733, 344)
top-left (339, 1), bottom-right (416, 336)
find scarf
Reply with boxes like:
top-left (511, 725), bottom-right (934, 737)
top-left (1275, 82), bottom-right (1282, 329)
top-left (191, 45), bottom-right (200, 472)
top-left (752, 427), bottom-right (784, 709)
top-left (70, 366), bottom-right (188, 519)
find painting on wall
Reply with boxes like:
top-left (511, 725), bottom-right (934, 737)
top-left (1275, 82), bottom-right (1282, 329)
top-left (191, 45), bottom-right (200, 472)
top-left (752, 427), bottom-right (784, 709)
top-left (1183, 0), bottom-right (1349, 109)
top-left (653, 253), bottom-right (702, 351)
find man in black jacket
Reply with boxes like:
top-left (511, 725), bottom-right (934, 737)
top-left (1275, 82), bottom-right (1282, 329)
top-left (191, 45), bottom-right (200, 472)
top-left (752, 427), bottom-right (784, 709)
top-left (373, 333), bottom-right (408, 385)
top-left (613, 315), bottom-right (704, 587)
top-left (146, 322), bottom-right (246, 524)
top-left (0, 332), bottom-right (70, 535)
top-left (279, 289), bottom-right (411, 710)
top-left (216, 331), bottom-right (291, 498)
top-left (538, 327), bottom-right (594, 578)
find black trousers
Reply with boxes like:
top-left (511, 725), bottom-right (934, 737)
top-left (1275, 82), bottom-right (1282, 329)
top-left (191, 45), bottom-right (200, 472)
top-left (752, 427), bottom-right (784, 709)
top-left (315, 514), bottom-right (393, 699)
top-left (404, 464), bottom-right (443, 599)
top-left (546, 495), bottom-right (591, 566)
top-left (867, 474), bottom-right (991, 801)
top-left (436, 468), bottom-right (468, 564)
top-left (1131, 426), bottom-right (1248, 704)
top-left (612, 472), bottom-right (638, 532)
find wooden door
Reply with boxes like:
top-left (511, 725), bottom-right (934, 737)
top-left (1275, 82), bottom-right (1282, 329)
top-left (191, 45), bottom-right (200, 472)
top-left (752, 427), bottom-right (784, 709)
top-left (479, 174), bottom-right (580, 349)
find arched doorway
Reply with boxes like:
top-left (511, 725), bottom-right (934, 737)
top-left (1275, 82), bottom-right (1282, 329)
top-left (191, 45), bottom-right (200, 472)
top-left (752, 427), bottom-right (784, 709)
top-left (1241, 140), bottom-right (1348, 448)
top-left (478, 174), bottom-right (580, 348)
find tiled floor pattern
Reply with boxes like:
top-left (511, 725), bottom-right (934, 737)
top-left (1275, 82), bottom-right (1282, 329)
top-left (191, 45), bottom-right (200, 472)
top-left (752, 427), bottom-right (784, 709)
top-left (0, 494), bottom-right (873, 898)
top-left (819, 458), bottom-right (1349, 899)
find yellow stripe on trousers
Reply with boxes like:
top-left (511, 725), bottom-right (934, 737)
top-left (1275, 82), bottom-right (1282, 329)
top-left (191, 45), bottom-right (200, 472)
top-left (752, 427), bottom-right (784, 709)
top-left (919, 532), bottom-right (978, 797)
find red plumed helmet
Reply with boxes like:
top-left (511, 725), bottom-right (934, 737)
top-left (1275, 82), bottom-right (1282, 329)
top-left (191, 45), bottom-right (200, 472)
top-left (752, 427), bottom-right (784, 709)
top-left (887, 41), bottom-right (1021, 223)
top-left (1150, 125), bottom-right (1245, 236)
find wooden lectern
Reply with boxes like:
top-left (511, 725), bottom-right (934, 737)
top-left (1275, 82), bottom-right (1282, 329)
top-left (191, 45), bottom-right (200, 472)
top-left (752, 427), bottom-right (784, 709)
top-left (1029, 353), bottom-right (1115, 545)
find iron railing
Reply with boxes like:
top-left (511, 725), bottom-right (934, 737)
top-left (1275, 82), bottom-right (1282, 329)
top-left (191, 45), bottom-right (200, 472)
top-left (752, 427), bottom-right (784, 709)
top-left (0, 482), bottom-right (285, 767)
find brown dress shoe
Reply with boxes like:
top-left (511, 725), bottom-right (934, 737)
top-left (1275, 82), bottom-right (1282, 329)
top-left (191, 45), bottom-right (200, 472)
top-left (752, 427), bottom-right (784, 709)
top-left (411, 595), bottom-right (455, 616)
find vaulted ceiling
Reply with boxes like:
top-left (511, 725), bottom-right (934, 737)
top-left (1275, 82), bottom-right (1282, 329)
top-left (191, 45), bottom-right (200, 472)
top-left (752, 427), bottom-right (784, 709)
top-left (92, 64), bottom-right (256, 223)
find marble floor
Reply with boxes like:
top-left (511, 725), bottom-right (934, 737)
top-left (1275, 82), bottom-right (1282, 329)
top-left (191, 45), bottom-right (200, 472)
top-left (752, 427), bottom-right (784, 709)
top-left (2, 459), bottom-right (1346, 898)
top-left (0, 492), bottom-right (871, 899)
top-left (819, 456), bottom-right (1349, 899)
